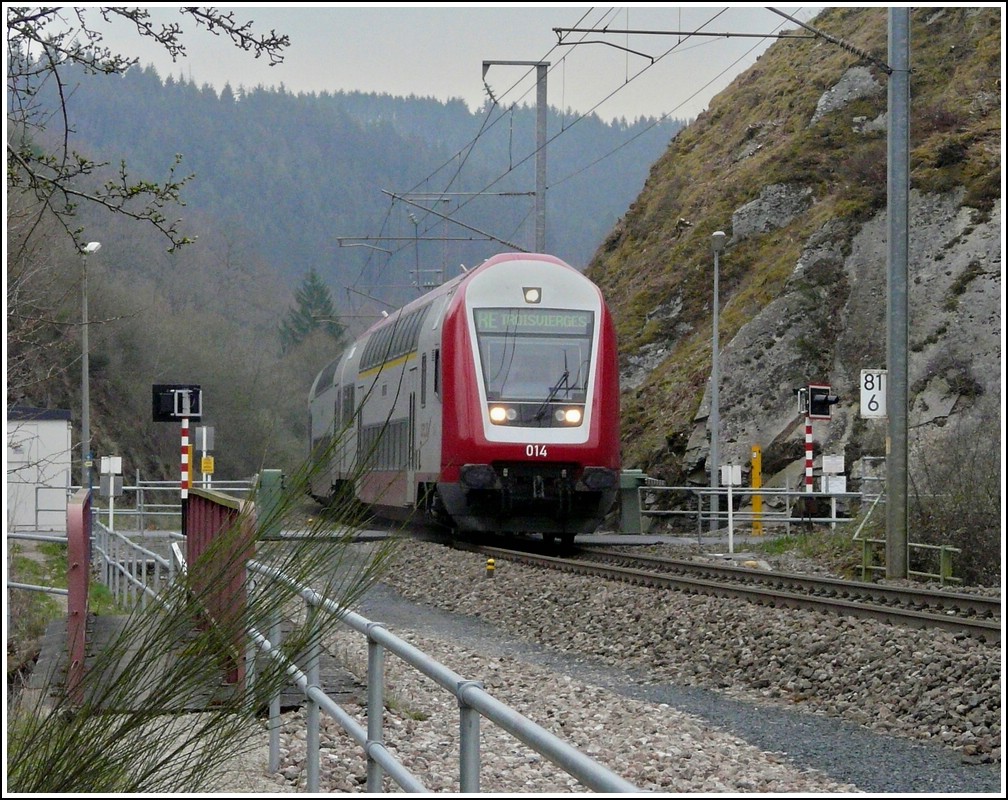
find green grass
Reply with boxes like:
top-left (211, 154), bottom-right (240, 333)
top-left (7, 540), bottom-right (130, 679)
top-left (751, 528), bottom-right (864, 578)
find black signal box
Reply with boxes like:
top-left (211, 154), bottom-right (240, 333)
top-left (152, 384), bottom-right (202, 421)
top-left (808, 383), bottom-right (838, 420)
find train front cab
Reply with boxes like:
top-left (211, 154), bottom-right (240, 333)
top-left (436, 255), bottom-right (620, 543)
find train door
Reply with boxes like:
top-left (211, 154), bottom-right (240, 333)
top-left (406, 366), bottom-right (417, 505)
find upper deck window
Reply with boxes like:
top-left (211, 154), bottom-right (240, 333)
top-left (359, 304), bottom-right (431, 373)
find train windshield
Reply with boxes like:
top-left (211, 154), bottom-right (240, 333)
top-left (473, 308), bottom-right (594, 402)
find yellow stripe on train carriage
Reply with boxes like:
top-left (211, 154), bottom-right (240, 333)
top-left (357, 349), bottom-right (418, 378)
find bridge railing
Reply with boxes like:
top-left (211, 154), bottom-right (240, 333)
top-left (246, 561), bottom-right (641, 793)
top-left (90, 521), bottom-right (178, 608)
top-left (184, 487), bottom-right (256, 685)
top-left (74, 475), bottom-right (640, 792)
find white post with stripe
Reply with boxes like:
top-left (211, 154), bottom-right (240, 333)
top-left (804, 415), bottom-right (814, 493)
top-left (180, 389), bottom-right (192, 500)
top-left (181, 417), bottom-right (190, 499)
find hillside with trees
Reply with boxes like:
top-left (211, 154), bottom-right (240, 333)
top-left (55, 60), bottom-right (681, 310)
top-left (6, 7), bottom-right (680, 482)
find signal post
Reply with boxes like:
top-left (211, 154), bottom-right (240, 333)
top-left (796, 383), bottom-right (839, 495)
top-left (152, 384), bottom-right (203, 536)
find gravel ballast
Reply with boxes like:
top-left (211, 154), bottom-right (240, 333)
top-left (256, 537), bottom-right (1001, 794)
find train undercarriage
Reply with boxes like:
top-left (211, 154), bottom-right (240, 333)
top-left (435, 461), bottom-right (618, 545)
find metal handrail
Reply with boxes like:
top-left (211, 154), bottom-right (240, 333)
top-left (247, 559), bottom-right (641, 793)
top-left (6, 531), bottom-right (69, 597)
top-left (91, 520), bottom-right (176, 608)
top-left (637, 484), bottom-right (866, 540)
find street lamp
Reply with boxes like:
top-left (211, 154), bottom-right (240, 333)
top-left (709, 230), bottom-right (727, 533)
top-left (81, 241), bottom-right (101, 488)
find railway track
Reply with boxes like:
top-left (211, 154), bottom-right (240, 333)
top-left (453, 542), bottom-right (1002, 643)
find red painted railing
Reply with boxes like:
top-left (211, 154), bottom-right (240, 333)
top-left (185, 488), bottom-right (256, 684)
top-left (66, 487), bottom-right (92, 705)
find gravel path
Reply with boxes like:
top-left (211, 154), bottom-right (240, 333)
top-left (256, 538), bottom-right (1002, 794)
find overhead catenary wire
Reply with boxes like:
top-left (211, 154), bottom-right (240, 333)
top-left (767, 6), bottom-right (893, 74)
top-left (340, 5), bottom-right (722, 319)
top-left (551, 10), bottom-right (805, 190)
top-left (390, 7), bottom-right (609, 246)
top-left (344, 6), bottom-right (827, 321)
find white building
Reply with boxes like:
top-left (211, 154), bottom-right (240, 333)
top-left (6, 407), bottom-right (73, 531)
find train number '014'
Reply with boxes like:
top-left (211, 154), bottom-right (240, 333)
top-left (526, 444), bottom-right (548, 458)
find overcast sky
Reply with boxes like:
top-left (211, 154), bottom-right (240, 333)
top-left (98, 4), bottom-right (827, 122)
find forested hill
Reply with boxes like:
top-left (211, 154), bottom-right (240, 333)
top-left (9, 55), bottom-right (680, 481)
top-left (60, 63), bottom-right (682, 310)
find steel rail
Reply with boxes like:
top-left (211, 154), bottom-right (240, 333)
top-left (582, 548), bottom-right (1002, 620)
top-left (459, 543), bottom-right (1001, 644)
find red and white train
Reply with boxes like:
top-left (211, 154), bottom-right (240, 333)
top-left (308, 252), bottom-right (621, 545)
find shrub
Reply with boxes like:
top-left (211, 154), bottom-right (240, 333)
top-left (907, 396), bottom-right (1000, 586)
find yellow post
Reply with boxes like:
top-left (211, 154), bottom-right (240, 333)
top-left (751, 445), bottom-right (763, 536)
top-left (486, 558), bottom-right (495, 578)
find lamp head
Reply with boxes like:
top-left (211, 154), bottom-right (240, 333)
top-left (711, 231), bottom-right (727, 253)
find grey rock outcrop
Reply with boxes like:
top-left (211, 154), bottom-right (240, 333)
top-left (685, 191), bottom-right (1001, 488)
top-left (731, 183), bottom-right (815, 242)
top-left (810, 66), bottom-right (884, 126)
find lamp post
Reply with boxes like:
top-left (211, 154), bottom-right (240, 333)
top-left (709, 231), bottom-right (726, 533)
top-left (81, 241), bottom-right (101, 488)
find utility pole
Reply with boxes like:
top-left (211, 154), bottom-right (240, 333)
top-left (886, 8), bottom-right (910, 579)
top-left (80, 241), bottom-right (101, 488)
top-left (483, 60), bottom-right (549, 252)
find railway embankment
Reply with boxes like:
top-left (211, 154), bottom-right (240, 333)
top-left (265, 536), bottom-right (1000, 793)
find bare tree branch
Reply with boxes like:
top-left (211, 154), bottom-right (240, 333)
top-left (6, 6), bottom-right (289, 252)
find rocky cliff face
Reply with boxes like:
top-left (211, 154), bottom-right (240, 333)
top-left (587, 7), bottom-right (1001, 493)
top-left (684, 190), bottom-right (1000, 490)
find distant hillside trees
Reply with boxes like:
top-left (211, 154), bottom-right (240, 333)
top-left (279, 269), bottom-right (346, 354)
top-left (5, 6), bottom-right (289, 253)
top-left (46, 63), bottom-right (681, 301)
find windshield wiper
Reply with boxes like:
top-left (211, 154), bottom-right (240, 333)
top-left (533, 368), bottom-right (570, 423)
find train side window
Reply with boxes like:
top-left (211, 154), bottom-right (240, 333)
top-left (342, 384), bottom-right (355, 426)
top-left (378, 326), bottom-right (393, 363)
top-left (421, 353), bottom-right (427, 407)
top-left (390, 316), bottom-right (406, 358)
top-left (406, 308), bottom-right (424, 349)
top-left (433, 348), bottom-right (440, 398)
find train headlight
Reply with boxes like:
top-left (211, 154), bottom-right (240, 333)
top-left (523, 286), bottom-right (541, 304)
top-left (489, 405), bottom-right (518, 424)
top-left (555, 407), bottom-right (582, 425)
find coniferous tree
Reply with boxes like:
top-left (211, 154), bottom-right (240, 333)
top-left (279, 268), bottom-right (345, 354)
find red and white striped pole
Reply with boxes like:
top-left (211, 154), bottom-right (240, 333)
top-left (180, 414), bottom-right (190, 538)
top-left (804, 414), bottom-right (814, 493)
top-left (181, 416), bottom-right (190, 499)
